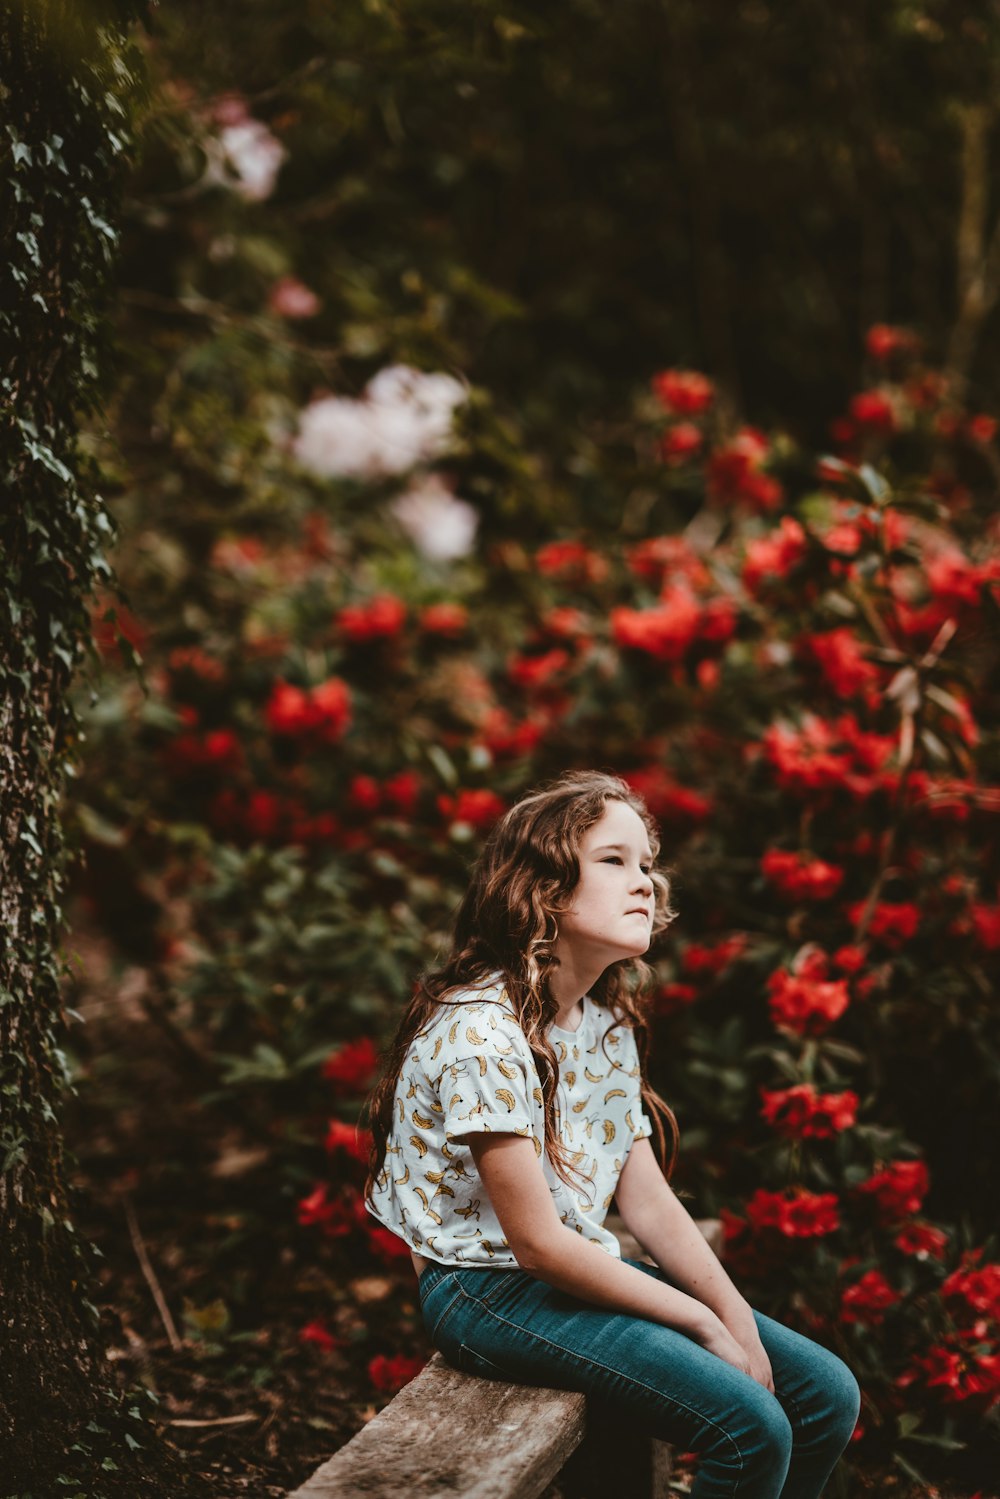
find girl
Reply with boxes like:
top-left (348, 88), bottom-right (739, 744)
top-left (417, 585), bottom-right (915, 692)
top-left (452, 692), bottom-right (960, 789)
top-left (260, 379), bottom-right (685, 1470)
top-left (364, 769), bottom-right (859, 1498)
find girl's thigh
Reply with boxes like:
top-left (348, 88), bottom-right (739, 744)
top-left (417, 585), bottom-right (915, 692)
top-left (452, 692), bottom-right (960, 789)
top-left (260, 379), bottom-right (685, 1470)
top-left (420, 1260), bottom-right (792, 1457)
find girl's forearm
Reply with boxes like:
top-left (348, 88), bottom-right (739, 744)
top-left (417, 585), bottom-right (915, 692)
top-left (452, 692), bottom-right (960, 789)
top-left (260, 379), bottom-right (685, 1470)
top-left (624, 1191), bottom-right (753, 1332)
top-left (523, 1227), bottom-right (721, 1342)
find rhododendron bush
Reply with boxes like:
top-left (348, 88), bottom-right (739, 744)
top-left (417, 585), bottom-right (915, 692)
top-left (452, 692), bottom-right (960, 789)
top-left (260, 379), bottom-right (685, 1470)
top-left (64, 5), bottom-right (1000, 1492)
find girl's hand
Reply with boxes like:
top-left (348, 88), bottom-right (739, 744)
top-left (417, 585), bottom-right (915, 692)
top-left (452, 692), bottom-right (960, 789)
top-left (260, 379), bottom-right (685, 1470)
top-left (698, 1315), bottom-right (775, 1392)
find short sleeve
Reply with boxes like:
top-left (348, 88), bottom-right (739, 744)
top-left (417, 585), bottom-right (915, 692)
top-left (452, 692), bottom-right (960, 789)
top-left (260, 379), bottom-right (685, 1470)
top-left (438, 1052), bottom-right (535, 1140)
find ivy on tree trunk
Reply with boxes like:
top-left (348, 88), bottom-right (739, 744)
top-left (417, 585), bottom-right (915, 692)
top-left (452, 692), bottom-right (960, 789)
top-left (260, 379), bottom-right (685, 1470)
top-left (0, 3), bottom-right (203, 1493)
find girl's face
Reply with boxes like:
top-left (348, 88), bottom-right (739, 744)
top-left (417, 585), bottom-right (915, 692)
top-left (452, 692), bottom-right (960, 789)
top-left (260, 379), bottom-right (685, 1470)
top-left (555, 799), bottom-right (656, 964)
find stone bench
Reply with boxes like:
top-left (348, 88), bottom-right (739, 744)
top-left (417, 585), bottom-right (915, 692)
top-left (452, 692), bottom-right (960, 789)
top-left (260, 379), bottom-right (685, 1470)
top-left (288, 1218), bottom-right (722, 1499)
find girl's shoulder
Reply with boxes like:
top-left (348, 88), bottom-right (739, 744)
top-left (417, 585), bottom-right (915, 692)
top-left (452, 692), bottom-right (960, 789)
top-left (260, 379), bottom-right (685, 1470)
top-left (413, 974), bottom-right (527, 1065)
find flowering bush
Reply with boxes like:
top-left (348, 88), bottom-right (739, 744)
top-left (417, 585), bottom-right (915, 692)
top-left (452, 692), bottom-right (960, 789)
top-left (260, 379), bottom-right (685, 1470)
top-left (71, 319), bottom-right (1000, 1489)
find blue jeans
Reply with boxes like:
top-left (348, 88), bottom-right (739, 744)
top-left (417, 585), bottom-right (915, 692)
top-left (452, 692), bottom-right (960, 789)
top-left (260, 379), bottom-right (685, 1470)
top-left (419, 1257), bottom-right (860, 1499)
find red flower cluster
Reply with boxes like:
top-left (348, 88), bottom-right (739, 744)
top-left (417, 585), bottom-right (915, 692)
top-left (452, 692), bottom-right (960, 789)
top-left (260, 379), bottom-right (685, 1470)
top-left (849, 390), bottom-right (898, 435)
top-left (760, 849), bottom-right (844, 901)
top-left (611, 585), bottom-right (701, 663)
top-left (742, 517), bottom-right (808, 595)
top-left (660, 422), bottom-right (704, 465)
top-left (679, 934), bottom-right (748, 977)
top-left (856, 1159), bottom-right (929, 1221)
top-left (840, 1269), bottom-right (901, 1326)
top-left (898, 1342), bottom-right (1000, 1407)
top-left (322, 1037), bottom-right (380, 1092)
top-left (626, 535), bottom-right (710, 591)
top-left (708, 427), bottom-right (783, 513)
top-left (164, 727), bottom-right (244, 778)
top-left (297, 1183), bottom-right (367, 1236)
top-left (336, 594), bottom-right (407, 642)
top-left (622, 766), bottom-right (713, 826)
top-left (534, 540), bottom-right (608, 584)
top-left (745, 1187), bottom-right (840, 1238)
top-left (507, 647), bottom-right (571, 692)
top-left (758, 713), bottom-right (896, 801)
top-left (298, 1320), bottom-right (341, 1352)
top-left (419, 601), bottom-right (469, 636)
top-left (942, 1257), bottom-right (1000, 1320)
top-left (437, 788), bottom-right (507, 831)
top-left (865, 323), bottom-right (918, 362)
top-left (799, 628), bottom-right (880, 701)
top-left (844, 899), bottom-right (920, 948)
top-left (324, 1120), bottom-right (373, 1162)
top-left (651, 368), bottom-right (714, 415)
top-left (368, 1353), bottom-right (426, 1393)
top-left (474, 707), bottom-right (547, 761)
top-left (894, 1221), bottom-right (949, 1260)
top-left (265, 677), bottom-right (352, 742)
top-left (767, 966), bottom-right (850, 1036)
top-left (760, 1084), bottom-right (858, 1140)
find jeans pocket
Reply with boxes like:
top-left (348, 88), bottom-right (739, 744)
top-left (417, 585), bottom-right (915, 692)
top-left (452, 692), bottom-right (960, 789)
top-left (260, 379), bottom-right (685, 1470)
top-left (458, 1267), bottom-right (526, 1306)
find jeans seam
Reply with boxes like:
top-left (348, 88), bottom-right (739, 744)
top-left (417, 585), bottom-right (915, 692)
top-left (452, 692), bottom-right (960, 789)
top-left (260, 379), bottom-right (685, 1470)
top-left (426, 1285), bottom-right (466, 1342)
top-left (454, 1288), bottom-right (746, 1493)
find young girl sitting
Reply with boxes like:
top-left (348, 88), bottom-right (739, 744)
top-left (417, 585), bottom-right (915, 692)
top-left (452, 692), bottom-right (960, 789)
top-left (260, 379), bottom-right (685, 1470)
top-left (364, 769), bottom-right (859, 1498)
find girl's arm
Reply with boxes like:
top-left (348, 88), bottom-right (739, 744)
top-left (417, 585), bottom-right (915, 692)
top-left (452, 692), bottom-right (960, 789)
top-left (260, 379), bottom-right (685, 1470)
top-left (614, 1137), bottom-right (773, 1388)
top-left (466, 1133), bottom-right (757, 1377)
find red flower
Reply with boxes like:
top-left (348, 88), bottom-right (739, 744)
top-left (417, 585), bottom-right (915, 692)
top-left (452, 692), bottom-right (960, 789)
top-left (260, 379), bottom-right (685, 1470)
top-left (971, 903), bottom-right (1000, 950)
top-left (760, 850), bottom-right (844, 901)
top-left (679, 935), bottom-right (747, 977)
top-left (865, 324), bottom-right (916, 361)
top-left (857, 1159), bottom-right (929, 1221)
top-left (337, 594), bottom-right (407, 642)
top-left (438, 788), bottom-right (506, 831)
top-left (767, 968), bottom-right (850, 1036)
top-left (849, 390), bottom-right (897, 433)
top-left (967, 413), bottom-right (997, 445)
top-left (164, 728), bottom-right (244, 778)
top-left (708, 427), bottom-right (782, 512)
top-left (419, 601), bottom-right (469, 636)
top-left (660, 422), bottom-right (704, 465)
top-left (297, 1184), bottom-right (356, 1235)
top-left (626, 536), bottom-right (710, 590)
top-left (760, 1085), bottom-right (858, 1140)
top-left (383, 769), bottom-right (422, 817)
top-left (322, 1037), bottom-right (380, 1092)
top-left (368, 1225), bottom-right (413, 1262)
top-left (742, 517), bottom-right (808, 594)
top-left (831, 944), bottom-right (867, 974)
top-left (899, 1342), bottom-right (1000, 1406)
top-left (652, 982), bottom-right (699, 1015)
top-left (651, 368), bottom-right (714, 415)
top-left (324, 1120), bottom-right (373, 1163)
top-left (942, 1260), bottom-right (1000, 1320)
top-left (840, 1269), bottom-right (901, 1326)
top-left (534, 540), bottom-right (608, 583)
top-left (894, 1222), bottom-right (949, 1260)
top-left (475, 707), bottom-right (546, 761)
top-left (265, 677), bottom-right (352, 742)
top-left (507, 648), bottom-right (571, 691)
top-left (799, 629), bottom-right (880, 699)
top-left (299, 1320), bottom-right (341, 1351)
top-left (745, 1188), bottom-right (840, 1238)
top-left (611, 586), bottom-right (701, 662)
top-left (368, 1353), bottom-right (426, 1393)
top-left (844, 899), bottom-right (920, 947)
top-left (621, 766), bottom-right (712, 825)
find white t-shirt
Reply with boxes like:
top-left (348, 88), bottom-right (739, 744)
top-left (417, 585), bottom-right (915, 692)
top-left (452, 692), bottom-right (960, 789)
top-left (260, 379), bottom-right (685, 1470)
top-left (366, 972), bottom-right (653, 1267)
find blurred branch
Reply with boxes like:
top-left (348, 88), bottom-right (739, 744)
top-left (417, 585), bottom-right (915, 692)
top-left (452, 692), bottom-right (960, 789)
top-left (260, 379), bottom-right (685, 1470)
top-left (123, 1194), bottom-right (183, 1351)
top-left (118, 288), bottom-right (345, 377)
top-left (946, 103), bottom-right (1000, 395)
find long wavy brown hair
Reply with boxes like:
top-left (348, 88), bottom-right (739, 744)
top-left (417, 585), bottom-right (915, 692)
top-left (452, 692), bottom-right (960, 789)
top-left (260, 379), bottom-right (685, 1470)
top-left (363, 768), bottom-right (680, 1203)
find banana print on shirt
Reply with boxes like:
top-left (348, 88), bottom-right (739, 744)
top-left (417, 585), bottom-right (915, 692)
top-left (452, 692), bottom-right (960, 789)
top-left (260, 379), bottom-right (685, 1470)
top-left (366, 971), bottom-right (653, 1268)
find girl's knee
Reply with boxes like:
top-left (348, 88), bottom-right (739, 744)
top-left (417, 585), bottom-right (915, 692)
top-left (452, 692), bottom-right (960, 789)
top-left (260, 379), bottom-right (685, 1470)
top-left (827, 1357), bottom-right (862, 1435)
top-left (707, 1393), bottom-right (792, 1482)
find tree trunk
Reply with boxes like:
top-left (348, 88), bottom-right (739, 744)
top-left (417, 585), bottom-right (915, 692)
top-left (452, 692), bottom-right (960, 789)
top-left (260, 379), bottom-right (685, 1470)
top-left (0, 3), bottom-right (194, 1492)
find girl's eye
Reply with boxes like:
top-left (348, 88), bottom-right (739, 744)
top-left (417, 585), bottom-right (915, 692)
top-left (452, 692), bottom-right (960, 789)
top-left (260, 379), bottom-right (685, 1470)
top-left (601, 856), bottom-right (653, 874)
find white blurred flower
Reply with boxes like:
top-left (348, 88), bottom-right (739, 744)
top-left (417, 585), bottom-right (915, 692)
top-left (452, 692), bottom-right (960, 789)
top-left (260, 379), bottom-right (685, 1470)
top-left (390, 474), bottom-right (478, 561)
top-left (292, 364), bottom-right (467, 480)
top-left (203, 97), bottom-right (287, 203)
